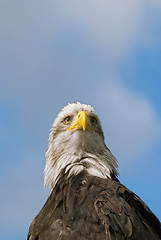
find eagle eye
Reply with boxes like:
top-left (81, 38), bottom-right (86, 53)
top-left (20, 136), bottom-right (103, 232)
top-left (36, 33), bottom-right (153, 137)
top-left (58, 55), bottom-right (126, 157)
top-left (90, 116), bottom-right (97, 125)
top-left (63, 115), bottom-right (72, 124)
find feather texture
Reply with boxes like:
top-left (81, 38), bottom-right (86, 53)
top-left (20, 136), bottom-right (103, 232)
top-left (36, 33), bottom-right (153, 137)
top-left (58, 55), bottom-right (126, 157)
top-left (28, 172), bottom-right (161, 240)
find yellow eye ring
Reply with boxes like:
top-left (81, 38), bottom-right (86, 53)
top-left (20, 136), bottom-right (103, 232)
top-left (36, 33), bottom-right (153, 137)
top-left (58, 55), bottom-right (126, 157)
top-left (63, 116), bottom-right (71, 124)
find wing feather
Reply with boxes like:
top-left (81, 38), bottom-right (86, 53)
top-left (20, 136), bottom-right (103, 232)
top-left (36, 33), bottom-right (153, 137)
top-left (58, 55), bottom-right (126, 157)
top-left (94, 179), bottom-right (161, 239)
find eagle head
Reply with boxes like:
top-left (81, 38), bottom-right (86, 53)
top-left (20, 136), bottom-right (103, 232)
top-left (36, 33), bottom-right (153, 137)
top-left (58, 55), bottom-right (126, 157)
top-left (44, 103), bottom-right (118, 191)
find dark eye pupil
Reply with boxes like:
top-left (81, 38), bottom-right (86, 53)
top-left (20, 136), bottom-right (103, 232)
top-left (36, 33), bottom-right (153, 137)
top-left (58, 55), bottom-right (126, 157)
top-left (91, 117), bottom-right (96, 123)
top-left (64, 116), bottom-right (71, 124)
top-left (66, 117), bottom-right (70, 122)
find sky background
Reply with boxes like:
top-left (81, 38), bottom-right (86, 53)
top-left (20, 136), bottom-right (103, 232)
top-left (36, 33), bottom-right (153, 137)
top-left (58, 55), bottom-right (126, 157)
top-left (0, 1), bottom-right (161, 240)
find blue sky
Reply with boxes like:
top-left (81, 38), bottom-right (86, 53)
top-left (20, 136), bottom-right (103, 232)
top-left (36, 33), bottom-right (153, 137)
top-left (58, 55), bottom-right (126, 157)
top-left (0, 1), bottom-right (161, 240)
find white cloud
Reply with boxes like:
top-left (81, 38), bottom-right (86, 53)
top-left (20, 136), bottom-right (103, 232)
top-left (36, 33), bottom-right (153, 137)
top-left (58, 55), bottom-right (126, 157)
top-left (94, 79), bottom-right (161, 162)
top-left (61, 0), bottom-right (161, 60)
top-left (1, 0), bottom-right (161, 99)
top-left (1, 0), bottom-right (161, 115)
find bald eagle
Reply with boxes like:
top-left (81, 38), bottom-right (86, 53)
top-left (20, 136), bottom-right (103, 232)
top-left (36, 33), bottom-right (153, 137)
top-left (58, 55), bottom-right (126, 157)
top-left (28, 103), bottom-right (161, 240)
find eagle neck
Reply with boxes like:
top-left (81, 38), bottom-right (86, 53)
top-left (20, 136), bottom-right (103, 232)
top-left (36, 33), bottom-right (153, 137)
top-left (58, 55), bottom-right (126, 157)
top-left (44, 146), bottom-right (117, 192)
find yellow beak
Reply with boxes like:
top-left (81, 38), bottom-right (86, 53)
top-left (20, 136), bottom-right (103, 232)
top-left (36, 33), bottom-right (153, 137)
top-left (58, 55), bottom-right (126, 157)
top-left (66, 111), bottom-right (87, 132)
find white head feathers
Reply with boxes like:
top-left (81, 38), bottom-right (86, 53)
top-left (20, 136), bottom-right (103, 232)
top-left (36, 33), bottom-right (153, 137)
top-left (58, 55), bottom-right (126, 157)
top-left (44, 103), bottom-right (118, 191)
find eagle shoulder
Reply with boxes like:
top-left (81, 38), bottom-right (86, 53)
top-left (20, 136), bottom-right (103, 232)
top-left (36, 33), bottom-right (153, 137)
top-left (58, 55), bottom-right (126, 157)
top-left (94, 177), bottom-right (161, 239)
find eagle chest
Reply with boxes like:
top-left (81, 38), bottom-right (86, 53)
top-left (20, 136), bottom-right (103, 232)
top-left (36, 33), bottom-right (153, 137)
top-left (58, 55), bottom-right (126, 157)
top-left (52, 174), bottom-right (106, 239)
